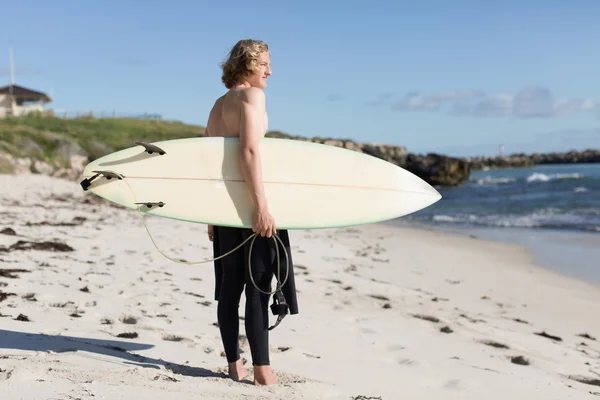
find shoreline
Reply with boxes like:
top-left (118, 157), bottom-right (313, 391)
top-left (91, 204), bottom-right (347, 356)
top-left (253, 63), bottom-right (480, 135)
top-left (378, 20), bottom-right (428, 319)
top-left (2, 173), bottom-right (600, 399)
top-left (384, 219), bottom-right (600, 288)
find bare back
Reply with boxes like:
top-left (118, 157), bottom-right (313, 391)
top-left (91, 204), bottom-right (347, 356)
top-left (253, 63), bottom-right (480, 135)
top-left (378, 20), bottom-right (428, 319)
top-left (206, 88), bottom-right (268, 138)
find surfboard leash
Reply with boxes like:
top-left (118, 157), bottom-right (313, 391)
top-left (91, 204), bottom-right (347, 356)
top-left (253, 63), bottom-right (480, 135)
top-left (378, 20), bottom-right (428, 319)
top-left (80, 171), bottom-right (290, 330)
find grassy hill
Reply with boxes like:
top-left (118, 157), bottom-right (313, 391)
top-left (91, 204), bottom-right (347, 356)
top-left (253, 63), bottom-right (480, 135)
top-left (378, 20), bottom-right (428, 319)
top-left (0, 114), bottom-right (354, 171)
top-left (0, 114), bottom-right (470, 186)
top-left (0, 115), bottom-right (208, 169)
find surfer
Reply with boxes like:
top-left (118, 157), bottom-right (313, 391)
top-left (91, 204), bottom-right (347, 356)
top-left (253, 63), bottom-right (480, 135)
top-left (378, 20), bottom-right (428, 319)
top-left (204, 39), bottom-right (299, 386)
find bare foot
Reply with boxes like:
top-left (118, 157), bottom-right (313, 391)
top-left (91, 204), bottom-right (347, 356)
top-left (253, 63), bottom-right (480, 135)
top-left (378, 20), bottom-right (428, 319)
top-left (228, 359), bottom-right (249, 381)
top-left (253, 365), bottom-right (278, 386)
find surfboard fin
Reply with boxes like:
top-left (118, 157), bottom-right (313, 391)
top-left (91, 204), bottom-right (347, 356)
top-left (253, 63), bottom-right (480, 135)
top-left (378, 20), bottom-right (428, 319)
top-left (80, 170), bottom-right (124, 191)
top-left (135, 141), bottom-right (166, 155)
top-left (134, 201), bottom-right (166, 208)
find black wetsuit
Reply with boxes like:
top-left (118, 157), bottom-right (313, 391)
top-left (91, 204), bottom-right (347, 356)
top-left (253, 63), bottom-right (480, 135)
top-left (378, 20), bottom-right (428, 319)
top-left (212, 226), bottom-right (299, 366)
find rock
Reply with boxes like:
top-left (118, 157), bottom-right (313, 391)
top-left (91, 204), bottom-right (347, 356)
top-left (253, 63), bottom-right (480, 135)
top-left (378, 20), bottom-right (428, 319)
top-left (307, 138), bottom-right (471, 186)
top-left (402, 153), bottom-right (471, 187)
top-left (32, 160), bottom-right (54, 175)
top-left (13, 156), bottom-right (32, 174)
top-left (362, 143), bottom-right (408, 164)
top-left (0, 153), bottom-right (31, 174)
top-left (465, 149), bottom-right (600, 170)
top-left (0, 153), bottom-right (15, 173)
top-left (2, 129), bottom-right (468, 187)
top-left (50, 134), bottom-right (87, 162)
top-left (533, 149), bottom-right (600, 164)
top-left (52, 168), bottom-right (75, 179)
top-left (69, 154), bottom-right (88, 172)
top-left (0, 228), bottom-right (16, 235)
top-left (266, 132), bottom-right (467, 186)
top-left (0, 240), bottom-right (74, 253)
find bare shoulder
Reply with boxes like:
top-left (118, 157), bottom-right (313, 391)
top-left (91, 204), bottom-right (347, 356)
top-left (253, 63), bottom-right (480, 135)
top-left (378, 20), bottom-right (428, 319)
top-left (210, 94), bottom-right (227, 112)
top-left (206, 95), bottom-right (226, 136)
top-left (239, 87), bottom-right (265, 105)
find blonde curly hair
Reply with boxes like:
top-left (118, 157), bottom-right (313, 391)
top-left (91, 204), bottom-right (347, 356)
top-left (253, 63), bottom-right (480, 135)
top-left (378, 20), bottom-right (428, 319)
top-left (220, 39), bottom-right (269, 89)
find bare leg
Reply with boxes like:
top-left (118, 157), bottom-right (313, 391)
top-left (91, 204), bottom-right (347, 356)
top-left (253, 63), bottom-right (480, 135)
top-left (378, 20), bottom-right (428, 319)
top-left (253, 365), bottom-right (278, 386)
top-left (228, 359), bottom-right (249, 381)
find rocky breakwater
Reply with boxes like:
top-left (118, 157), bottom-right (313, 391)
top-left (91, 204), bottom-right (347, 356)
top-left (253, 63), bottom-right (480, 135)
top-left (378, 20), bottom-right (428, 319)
top-left (0, 129), bottom-right (471, 187)
top-left (532, 149), bottom-right (600, 164)
top-left (465, 148), bottom-right (600, 170)
top-left (273, 134), bottom-right (470, 187)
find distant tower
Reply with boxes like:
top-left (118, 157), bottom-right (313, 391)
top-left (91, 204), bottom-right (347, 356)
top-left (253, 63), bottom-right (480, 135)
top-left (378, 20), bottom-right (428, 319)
top-left (499, 144), bottom-right (504, 159)
top-left (0, 46), bottom-right (52, 118)
top-left (9, 45), bottom-right (15, 86)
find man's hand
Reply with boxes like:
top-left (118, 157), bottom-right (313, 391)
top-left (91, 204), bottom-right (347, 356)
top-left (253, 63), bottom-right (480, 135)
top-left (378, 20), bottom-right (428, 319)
top-left (252, 208), bottom-right (277, 238)
top-left (208, 224), bottom-right (214, 241)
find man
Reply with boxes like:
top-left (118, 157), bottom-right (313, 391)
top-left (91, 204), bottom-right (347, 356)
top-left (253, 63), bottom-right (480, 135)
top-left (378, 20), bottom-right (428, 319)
top-left (204, 39), bottom-right (298, 386)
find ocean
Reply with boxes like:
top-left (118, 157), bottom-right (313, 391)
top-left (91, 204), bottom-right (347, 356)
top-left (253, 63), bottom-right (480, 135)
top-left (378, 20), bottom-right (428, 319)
top-left (387, 163), bottom-right (600, 285)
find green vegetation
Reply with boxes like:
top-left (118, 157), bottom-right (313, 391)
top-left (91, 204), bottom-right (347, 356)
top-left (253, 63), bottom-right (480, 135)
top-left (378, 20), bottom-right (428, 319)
top-left (0, 114), bottom-right (313, 171)
top-left (0, 114), bottom-right (208, 168)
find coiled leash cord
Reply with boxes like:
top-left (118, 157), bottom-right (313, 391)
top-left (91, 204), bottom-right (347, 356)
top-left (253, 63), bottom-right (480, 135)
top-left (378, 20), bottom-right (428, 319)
top-left (81, 171), bottom-right (290, 330)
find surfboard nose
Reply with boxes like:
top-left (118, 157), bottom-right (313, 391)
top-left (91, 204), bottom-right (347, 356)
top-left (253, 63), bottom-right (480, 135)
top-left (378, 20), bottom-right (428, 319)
top-left (429, 184), bottom-right (443, 202)
top-left (408, 172), bottom-right (443, 204)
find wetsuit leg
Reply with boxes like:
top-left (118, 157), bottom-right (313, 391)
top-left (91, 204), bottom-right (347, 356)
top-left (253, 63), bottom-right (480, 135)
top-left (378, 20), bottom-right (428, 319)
top-left (243, 231), bottom-right (275, 366)
top-left (216, 227), bottom-right (246, 364)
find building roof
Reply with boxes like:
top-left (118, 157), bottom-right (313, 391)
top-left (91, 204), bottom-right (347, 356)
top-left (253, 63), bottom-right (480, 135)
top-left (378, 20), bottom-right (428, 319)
top-left (0, 84), bottom-right (52, 102)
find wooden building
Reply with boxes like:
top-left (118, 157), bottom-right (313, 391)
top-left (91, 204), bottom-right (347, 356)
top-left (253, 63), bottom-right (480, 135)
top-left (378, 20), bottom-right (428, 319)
top-left (0, 84), bottom-right (52, 117)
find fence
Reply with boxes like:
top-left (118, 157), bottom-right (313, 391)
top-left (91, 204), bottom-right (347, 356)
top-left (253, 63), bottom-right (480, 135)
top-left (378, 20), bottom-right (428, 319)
top-left (49, 109), bottom-right (163, 120)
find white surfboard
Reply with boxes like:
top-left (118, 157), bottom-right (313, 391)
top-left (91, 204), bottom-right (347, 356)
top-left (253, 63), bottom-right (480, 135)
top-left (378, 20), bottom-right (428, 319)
top-left (79, 137), bottom-right (441, 229)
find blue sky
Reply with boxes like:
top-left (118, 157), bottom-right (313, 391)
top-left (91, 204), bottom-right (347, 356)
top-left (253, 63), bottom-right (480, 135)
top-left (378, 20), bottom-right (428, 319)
top-left (2, 0), bottom-right (599, 157)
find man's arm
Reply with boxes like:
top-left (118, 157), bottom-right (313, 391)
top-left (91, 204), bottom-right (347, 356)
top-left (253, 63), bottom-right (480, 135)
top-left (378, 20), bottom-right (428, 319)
top-left (205, 107), bottom-right (213, 239)
top-left (239, 87), bottom-right (268, 212)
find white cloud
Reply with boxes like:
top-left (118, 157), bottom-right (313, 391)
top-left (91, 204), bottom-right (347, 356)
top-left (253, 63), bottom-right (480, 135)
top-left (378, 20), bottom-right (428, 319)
top-left (391, 90), bottom-right (484, 111)
top-left (365, 92), bottom-right (393, 106)
top-left (392, 85), bottom-right (600, 118)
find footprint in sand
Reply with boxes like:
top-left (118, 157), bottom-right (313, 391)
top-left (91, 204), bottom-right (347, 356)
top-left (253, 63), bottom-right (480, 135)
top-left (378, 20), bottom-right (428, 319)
top-left (567, 375), bottom-right (600, 389)
top-left (510, 355), bottom-right (530, 365)
top-left (442, 379), bottom-right (464, 390)
top-left (14, 314), bottom-right (30, 322)
top-left (0, 367), bottom-right (13, 381)
top-left (161, 333), bottom-right (185, 342)
top-left (440, 326), bottom-right (453, 333)
top-left (302, 352), bottom-right (321, 359)
top-left (578, 333), bottom-right (597, 341)
top-left (411, 313), bottom-right (440, 323)
top-left (119, 315), bottom-right (138, 324)
top-left (479, 340), bottom-right (510, 349)
top-left (116, 332), bottom-right (138, 339)
top-left (459, 313), bottom-right (486, 324)
top-left (398, 358), bottom-right (418, 366)
top-left (387, 344), bottom-right (406, 351)
top-left (534, 331), bottom-right (562, 342)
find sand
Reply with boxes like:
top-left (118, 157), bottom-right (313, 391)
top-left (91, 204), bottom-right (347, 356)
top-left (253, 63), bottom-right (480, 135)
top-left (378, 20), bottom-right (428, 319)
top-left (1, 173), bottom-right (600, 399)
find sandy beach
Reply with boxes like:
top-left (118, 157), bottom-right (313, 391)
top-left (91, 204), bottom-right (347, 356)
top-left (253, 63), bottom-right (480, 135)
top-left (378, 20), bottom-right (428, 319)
top-left (1, 173), bottom-right (600, 399)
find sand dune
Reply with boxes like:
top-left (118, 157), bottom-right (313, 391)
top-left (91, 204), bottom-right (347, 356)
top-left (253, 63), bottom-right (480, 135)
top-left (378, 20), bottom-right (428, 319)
top-left (1, 173), bottom-right (600, 399)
